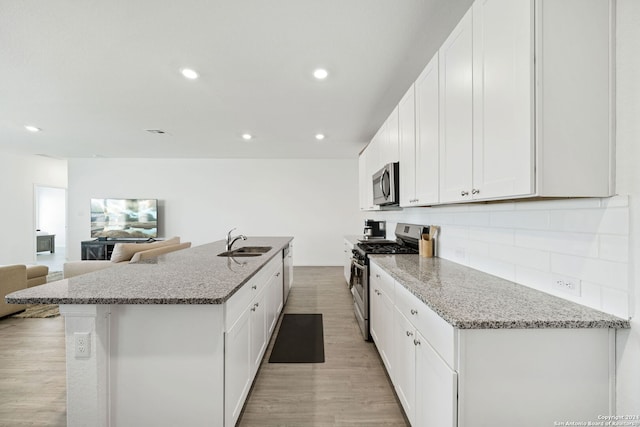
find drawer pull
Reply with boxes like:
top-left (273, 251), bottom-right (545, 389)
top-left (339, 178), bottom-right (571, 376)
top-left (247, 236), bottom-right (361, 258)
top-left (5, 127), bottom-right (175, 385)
top-left (276, 272), bottom-right (281, 277)
top-left (250, 307), bottom-right (256, 312)
top-left (410, 309), bottom-right (418, 315)
top-left (406, 331), bottom-right (413, 337)
top-left (254, 302), bottom-right (259, 308)
top-left (414, 339), bottom-right (421, 346)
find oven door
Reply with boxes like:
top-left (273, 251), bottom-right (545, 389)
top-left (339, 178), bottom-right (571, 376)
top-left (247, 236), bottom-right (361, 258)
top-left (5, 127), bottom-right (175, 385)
top-left (350, 258), bottom-right (369, 340)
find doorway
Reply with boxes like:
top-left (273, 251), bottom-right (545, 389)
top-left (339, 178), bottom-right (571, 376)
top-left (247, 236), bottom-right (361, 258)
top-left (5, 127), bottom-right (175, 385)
top-left (35, 185), bottom-right (66, 272)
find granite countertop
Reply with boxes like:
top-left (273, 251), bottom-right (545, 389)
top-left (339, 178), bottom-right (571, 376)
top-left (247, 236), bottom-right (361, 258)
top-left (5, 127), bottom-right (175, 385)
top-left (6, 237), bottom-right (293, 305)
top-left (370, 255), bottom-right (630, 330)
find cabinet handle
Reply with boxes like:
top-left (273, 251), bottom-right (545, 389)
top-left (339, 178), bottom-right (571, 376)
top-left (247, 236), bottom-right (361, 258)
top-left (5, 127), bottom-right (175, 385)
top-left (410, 309), bottom-right (418, 315)
top-left (276, 272), bottom-right (281, 277)
top-left (461, 190), bottom-right (469, 197)
top-left (251, 307), bottom-right (256, 312)
top-left (252, 285), bottom-right (257, 290)
top-left (254, 302), bottom-right (259, 307)
top-left (406, 330), bottom-right (413, 337)
top-left (414, 339), bottom-right (421, 346)
top-left (375, 274), bottom-right (380, 278)
top-left (472, 188), bottom-right (480, 195)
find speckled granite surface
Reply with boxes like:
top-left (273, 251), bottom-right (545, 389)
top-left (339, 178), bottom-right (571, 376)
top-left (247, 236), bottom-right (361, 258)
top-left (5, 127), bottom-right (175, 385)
top-left (370, 255), bottom-right (629, 329)
top-left (6, 237), bottom-right (292, 305)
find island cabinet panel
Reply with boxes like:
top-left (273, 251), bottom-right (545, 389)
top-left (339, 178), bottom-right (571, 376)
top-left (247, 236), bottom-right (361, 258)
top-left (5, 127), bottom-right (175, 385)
top-left (369, 262), bottom-right (395, 375)
top-left (106, 305), bottom-right (225, 427)
top-left (225, 307), bottom-right (251, 426)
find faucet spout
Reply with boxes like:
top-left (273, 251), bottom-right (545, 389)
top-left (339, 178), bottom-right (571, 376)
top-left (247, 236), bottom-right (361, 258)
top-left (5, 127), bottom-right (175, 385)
top-left (226, 228), bottom-right (247, 251)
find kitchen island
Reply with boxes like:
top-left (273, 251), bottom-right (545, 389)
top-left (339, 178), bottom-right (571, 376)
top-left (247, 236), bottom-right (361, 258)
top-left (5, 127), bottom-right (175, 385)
top-left (6, 237), bottom-right (293, 427)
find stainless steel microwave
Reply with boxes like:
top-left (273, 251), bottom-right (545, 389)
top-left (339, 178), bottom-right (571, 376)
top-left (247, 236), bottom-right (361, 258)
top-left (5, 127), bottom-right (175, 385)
top-left (372, 162), bottom-right (399, 206)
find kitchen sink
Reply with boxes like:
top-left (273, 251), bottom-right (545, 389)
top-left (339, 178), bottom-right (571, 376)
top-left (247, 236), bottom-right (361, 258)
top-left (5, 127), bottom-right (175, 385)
top-left (217, 246), bottom-right (272, 257)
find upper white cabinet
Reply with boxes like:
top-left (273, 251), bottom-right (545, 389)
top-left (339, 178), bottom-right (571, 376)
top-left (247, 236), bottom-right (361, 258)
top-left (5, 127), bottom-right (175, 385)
top-left (362, 0), bottom-right (614, 208)
top-left (472, 0), bottom-right (534, 200)
top-left (439, 8), bottom-right (474, 204)
top-left (440, 0), bottom-right (614, 203)
top-left (399, 70), bottom-right (440, 208)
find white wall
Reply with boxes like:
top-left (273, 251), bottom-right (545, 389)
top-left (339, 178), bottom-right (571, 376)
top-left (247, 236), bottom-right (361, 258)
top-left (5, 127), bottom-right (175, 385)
top-left (364, 0), bottom-right (640, 414)
top-left (67, 158), bottom-right (360, 266)
top-left (0, 152), bottom-right (67, 264)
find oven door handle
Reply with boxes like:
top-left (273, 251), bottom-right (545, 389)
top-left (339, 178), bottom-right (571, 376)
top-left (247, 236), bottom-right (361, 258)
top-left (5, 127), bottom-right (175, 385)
top-left (349, 258), bottom-right (366, 289)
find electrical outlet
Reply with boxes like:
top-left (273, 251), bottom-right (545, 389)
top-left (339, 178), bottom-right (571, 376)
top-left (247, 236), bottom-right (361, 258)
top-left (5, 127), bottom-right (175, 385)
top-left (552, 275), bottom-right (581, 297)
top-left (74, 332), bottom-right (91, 359)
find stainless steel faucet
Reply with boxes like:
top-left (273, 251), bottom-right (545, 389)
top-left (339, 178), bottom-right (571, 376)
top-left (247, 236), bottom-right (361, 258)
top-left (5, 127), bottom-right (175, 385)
top-left (226, 227), bottom-right (247, 251)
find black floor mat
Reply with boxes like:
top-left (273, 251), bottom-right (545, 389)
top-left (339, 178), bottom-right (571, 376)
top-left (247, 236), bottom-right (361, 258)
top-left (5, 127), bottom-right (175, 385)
top-left (268, 313), bottom-right (325, 363)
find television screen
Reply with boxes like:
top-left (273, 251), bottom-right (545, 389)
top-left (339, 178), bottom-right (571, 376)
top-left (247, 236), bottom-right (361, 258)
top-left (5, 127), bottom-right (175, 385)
top-left (90, 198), bottom-right (158, 239)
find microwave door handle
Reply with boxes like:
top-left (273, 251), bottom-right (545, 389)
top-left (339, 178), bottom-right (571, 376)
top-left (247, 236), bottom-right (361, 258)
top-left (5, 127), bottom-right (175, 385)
top-left (381, 169), bottom-right (390, 198)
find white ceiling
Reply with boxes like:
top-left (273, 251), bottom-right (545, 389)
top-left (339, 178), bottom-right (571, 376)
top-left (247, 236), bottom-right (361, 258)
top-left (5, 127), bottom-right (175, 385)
top-left (0, 0), bottom-right (471, 159)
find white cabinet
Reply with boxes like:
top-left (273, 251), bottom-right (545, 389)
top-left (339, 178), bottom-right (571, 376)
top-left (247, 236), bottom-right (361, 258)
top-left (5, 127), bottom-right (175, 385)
top-left (400, 52), bottom-right (440, 207)
top-left (472, 0), bottom-right (533, 200)
top-left (438, 7), bottom-right (474, 204)
top-left (369, 262), bottom-right (395, 375)
top-left (224, 254), bottom-right (284, 427)
top-left (414, 331), bottom-right (457, 427)
top-left (393, 307), bottom-right (418, 424)
top-left (439, 0), bottom-right (614, 203)
top-left (384, 106), bottom-right (400, 165)
top-left (343, 238), bottom-right (355, 284)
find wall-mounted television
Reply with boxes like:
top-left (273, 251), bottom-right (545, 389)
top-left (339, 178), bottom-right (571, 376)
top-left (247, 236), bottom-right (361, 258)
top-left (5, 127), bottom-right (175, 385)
top-left (90, 198), bottom-right (158, 239)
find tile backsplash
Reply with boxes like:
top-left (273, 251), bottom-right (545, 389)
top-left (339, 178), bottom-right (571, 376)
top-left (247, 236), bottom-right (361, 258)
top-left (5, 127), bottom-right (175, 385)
top-left (379, 196), bottom-right (631, 319)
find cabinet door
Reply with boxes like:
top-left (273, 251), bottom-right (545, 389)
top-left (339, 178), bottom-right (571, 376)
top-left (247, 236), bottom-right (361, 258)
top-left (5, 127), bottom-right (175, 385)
top-left (393, 308), bottom-right (416, 425)
top-left (343, 240), bottom-right (353, 284)
top-left (370, 268), bottom-right (394, 376)
top-left (249, 291), bottom-right (267, 376)
top-left (415, 52), bottom-right (440, 205)
top-left (439, 7), bottom-right (473, 203)
top-left (398, 85), bottom-right (416, 207)
top-left (266, 269), bottom-right (283, 337)
top-left (472, 0), bottom-right (533, 200)
top-left (415, 331), bottom-right (458, 427)
top-left (385, 106), bottom-right (400, 164)
top-left (224, 309), bottom-right (251, 427)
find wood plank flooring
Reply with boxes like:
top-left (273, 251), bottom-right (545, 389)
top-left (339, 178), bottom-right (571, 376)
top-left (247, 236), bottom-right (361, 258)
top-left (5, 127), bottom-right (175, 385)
top-left (0, 266), bottom-right (407, 426)
top-left (0, 316), bottom-right (66, 427)
top-left (238, 266), bottom-right (408, 426)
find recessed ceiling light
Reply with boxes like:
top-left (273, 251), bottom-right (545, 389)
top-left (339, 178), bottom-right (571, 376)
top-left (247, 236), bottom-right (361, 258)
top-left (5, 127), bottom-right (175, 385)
top-left (315, 133), bottom-right (325, 140)
top-left (25, 125), bottom-right (41, 132)
top-left (313, 68), bottom-right (329, 80)
top-left (241, 133), bottom-right (252, 140)
top-left (181, 68), bottom-right (199, 80)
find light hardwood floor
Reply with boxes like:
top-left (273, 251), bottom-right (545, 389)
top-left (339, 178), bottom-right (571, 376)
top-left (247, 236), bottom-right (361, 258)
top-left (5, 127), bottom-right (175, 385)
top-left (0, 267), bottom-right (407, 426)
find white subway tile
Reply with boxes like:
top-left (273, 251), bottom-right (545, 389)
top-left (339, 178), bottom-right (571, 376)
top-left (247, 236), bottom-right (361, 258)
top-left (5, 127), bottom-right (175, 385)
top-left (578, 281), bottom-right (603, 311)
top-left (548, 208), bottom-right (629, 235)
top-left (490, 210), bottom-right (550, 230)
top-left (515, 266), bottom-right (554, 292)
top-left (550, 254), bottom-right (628, 291)
top-left (466, 240), bottom-right (490, 257)
top-left (453, 212), bottom-right (491, 227)
top-left (468, 254), bottom-right (515, 282)
top-left (599, 235), bottom-right (630, 262)
top-left (601, 287), bottom-right (630, 319)
top-left (440, 225), bottom-right (469, 239)
top-left (601, 195), bottom-right (629, 208)
top-left (490, 244), bottom-right (550, 271)
top-left (469, 202), bottom-right (516, 212)
top-left (468, 227), bottom-right (515, 245)
top-left (515, 198), bottom-right (602, 211)
top-left (515, 230), bottom-right (599, 258)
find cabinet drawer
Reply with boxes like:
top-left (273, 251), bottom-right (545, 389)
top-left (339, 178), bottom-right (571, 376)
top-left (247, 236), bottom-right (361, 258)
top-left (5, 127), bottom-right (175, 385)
top-left (370, 262), bottom-right (395, 301)
top-left (394, 282), bottom-right (455, 368)
top-left (226, 254), bottom-right (282, 330)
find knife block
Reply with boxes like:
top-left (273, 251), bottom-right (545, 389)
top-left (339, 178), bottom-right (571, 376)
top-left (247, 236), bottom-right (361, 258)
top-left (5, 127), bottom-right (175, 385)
top-left (419, 234), bottom-right (434, 258)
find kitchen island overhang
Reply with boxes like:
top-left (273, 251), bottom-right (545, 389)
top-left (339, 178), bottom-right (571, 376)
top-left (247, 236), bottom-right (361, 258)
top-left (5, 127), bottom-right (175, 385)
top-left (6, 236), bottom-right (293, 427)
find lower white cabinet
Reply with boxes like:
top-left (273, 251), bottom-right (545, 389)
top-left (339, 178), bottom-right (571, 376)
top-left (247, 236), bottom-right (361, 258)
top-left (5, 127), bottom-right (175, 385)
top-left (343, 238), bottom-right (355, 284)
top-left (369, 259), bottom-right (614, 427)
top-left (414, 330), bottom-right (457, 427)
top-left (225, 255), bottom-right (284, 427)
top-left (369, 262), bottom-right (395, 375)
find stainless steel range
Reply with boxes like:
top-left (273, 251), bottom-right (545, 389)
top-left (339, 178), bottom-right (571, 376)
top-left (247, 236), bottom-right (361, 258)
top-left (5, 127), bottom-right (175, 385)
top-left (349, 223), bottom-right (426, 340)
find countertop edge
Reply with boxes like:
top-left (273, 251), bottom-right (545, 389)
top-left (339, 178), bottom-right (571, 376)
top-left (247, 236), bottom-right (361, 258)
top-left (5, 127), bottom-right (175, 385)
top-left (370, 255), bottom-right (630, 330)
